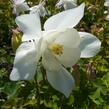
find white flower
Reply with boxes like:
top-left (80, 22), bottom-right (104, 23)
top-left (29, 3), bottom-right (50, 17)
top-left (104, 0), bottom-right (109, 7)
top-left (56, 0), bottom-right (77, 10)
top-left (13, 0), bottom-right (29, 15)
top-left (104, 0), bottom-right (109, 21)
top-left (10, 3), bottom-right (101, 97)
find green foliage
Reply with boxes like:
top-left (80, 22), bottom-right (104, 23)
top-left (0, 0), bottom-right (109, 109)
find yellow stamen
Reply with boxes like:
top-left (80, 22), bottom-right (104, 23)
top-left (49, 43), bottom-right (63, 55)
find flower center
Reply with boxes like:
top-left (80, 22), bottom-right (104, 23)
top-left (49, 43), bottom-right (63, 55)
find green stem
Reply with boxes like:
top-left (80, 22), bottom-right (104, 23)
top-left (34, 71), bottom-right (40, 109)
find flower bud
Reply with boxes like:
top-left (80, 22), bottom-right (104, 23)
top-left (86, 62), bottom-right (96, 81)
top-left (11, 29), bottom-right (22, 52)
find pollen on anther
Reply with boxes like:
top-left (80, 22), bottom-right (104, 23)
top-left (49, 43), bottom-right (63, 55)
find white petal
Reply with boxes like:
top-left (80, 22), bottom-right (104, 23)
top-left (56, 47), bottom-right (80, 67)
top-left (17, 2), bottom-right (29, 11)
top-left (54, 28), bottom-right (80, 47)
top-left (104, 10), bottom-right (108, 14)
top-left (79, 32), bottom-right (101, 58)
top-left (56, 0), bottom-right (63, 9)
top-left (63, 0), bottom-right (77, 10)
top-left (63, 3), bottom-right (77, 10)
top-left (14, 2), bottom-right (29, 15)
top-left (54, 28), bottom-right (81, 67)
top-left (30, 4), bottom-right (49, 17)
top-left (10, 41), bottom-right (40, 81)
top-left (42, 30), bottom-right (62, 44)
top-left (29, 5), bottom-right (39, 14)
top-left (14, 0), bottom-right (25, 4)
top-left (43, 28), bottom-right (80, 47)
top-left (42, 50), bottom-right (75, 97)
top-left (104, 1), bottom-right (109, 7)
top-left (56, 0), bottom-right (77, 10)
top-left (105, 15), bottom-right (109, 21)
top-left (44, 3), bottom-right (85, 31)
top-left (13, 7), bottom-right (17, 15)
top-left (15, 14), bottom-right (41, 41)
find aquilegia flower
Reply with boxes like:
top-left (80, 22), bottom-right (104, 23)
top-left (29, 1), bottom-right (50, 17)
top-left (56, 0), bottom-right (77, 10)
top-left (104, 0), bottom-right (109, 6)
top-left (12, 0), bottom-right (29, 15)
top-left (10, 3), bottom-right (101, 97)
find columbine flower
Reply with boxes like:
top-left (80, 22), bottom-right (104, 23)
top-left (104, 0), bottom-right (109, 6)
top-left (56, 0), bottom-right (77, 10)
top-left (29, 1), bottom-right (50, 17)
top-left (12, 0), bottom-right (29, 15)
top-left (10, 3), bottom-right (101, 97)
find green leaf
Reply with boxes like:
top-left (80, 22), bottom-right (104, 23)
top-left (67, 95), bottom-right (74, 105)
top-left (1, 82), bottom-right (22, 99)
top-left (89, 88), bottom-right (104, 105)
